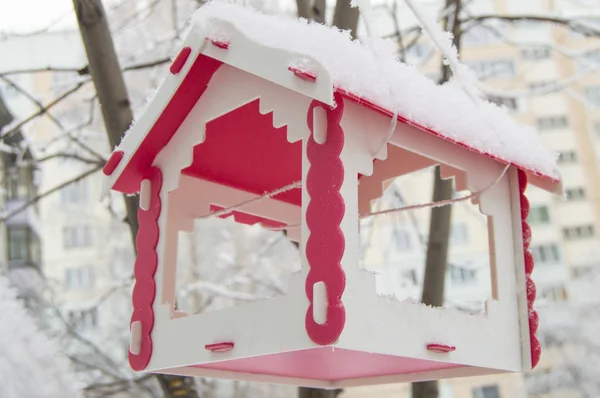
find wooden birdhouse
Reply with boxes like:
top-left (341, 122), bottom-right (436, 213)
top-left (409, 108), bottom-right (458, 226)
top-left (103, 2), bottom-right (562, 388)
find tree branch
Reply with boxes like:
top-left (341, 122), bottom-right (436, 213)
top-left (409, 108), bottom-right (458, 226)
top-left (0, 80), bottom-right (90, 141)
top-left (0, 165), bottom-right (101, 222)
top-left (461, 14), bottom-right (600, 36)
top-left (0, 74), bottom-right (64, 130)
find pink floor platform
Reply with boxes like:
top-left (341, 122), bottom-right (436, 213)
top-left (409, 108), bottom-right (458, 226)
top-left (193, 347), bottom-right (464, 381)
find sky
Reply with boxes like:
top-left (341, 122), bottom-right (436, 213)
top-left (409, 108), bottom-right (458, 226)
top-left (0, 0), bottom-right (78, 34)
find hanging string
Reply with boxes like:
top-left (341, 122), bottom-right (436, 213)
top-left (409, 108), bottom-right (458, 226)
top-left (195, 180), bottom-right (302, 221)
top-left (199, 1), bottom-right (511, 230)
top-left (352, 0), bottom-right (400, 159)
top-left (200, 163), bottom-right (510, 230)
top-left (362, 163), bottom-right (510, 219)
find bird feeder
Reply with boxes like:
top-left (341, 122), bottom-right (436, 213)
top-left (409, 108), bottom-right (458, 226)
top-left (103, 3), bottom-right (561, 388)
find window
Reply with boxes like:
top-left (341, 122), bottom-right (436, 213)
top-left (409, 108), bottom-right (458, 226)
top-left (63, 226), bottom-right (93, 249)
top-left (473, 384), bottom-right (500, 398)
top-left (578, 50), bottom-right (600, 70)
top-left (467, 59), bottom-right (515, 78)
top-left (462, 24), bottom-right (502, 46)
top-left (8, 228), bottom-right (28, 261)
top-left (538, 285), bottom-right (568, 302)
top-left (68, 308), bottom-right (98, 329)
top-left (392, 228), bottom-right (412, 251)
top-left (593, 122), bottom-right (600, 139)
top-left (584, 86), bottom-right (600, 107)
top-left (60, 181), bottom-right (88, 204)
top-left (405, 43), bottom-right (433, 64)
top-left (565, 187), bottom-right (586, 200)
top-left (51, 72), bottom-right (77, 95)
top-left (557, 151), bottom-right (578, 164)
top-left (486, 96), bottom-right (518, 110)
top-left (0, 82), bottom-right (18, 99)
top-left (531, 244), bottom-right (560, 264)
top-left (65, 266), bottom-right (95, 290)
top-left (572, 265), bottom-right (594, 279)
top-left (6, 164), bottom-right (36, 201)
top-left (450, 223), bottom-right (469, 244)
top-left (563, 225), bottom-right (595, 240)
top-left (521, 47), bottom-right (551, 61)
top-left (450, 265), bottom-right (476, 283)
top-left (528, 205), bottom-right (550, 224)
top-left (8, 227), bottom-right (41, 267)
top-left (537, 116), bottom-right (569, 130)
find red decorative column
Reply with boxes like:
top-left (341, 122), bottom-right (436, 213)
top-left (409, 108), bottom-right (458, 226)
top-left (518, 169), bottom-right (541, 369)
top-left (304, 93), bottom-right (346, 345)
top-left (129, 167), bottom-right (162, 371)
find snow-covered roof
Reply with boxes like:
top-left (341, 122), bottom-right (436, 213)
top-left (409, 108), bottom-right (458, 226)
top-left (193, 2), bottom-right (560, 184)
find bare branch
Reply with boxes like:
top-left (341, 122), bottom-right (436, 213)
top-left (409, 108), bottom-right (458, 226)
top-left (0, 74), bottom-right (64, 130)
top-left (0, 80), bottom-right (90, 141)
top-left (36, 152), bottom-right (104, 165)
top-left (461, 14), bottom-right (600, 36)
top-left (123, 56), bottom-right (171, 72)
top-left (0, 165), bottom-right (101, 222)
top-left (0, 66), bottom-right (83, 77)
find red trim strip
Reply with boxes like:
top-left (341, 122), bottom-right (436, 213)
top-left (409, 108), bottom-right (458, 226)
top-left (426, 343), bottom-right (456, 353)
top-left (103, 150), bottom-right (124, 176)
top-left (337, 89), bottom-right (559, 185)
top-left (210, 38), bottom-right (230, 49)
top-left (518, 170), bottom-right (541, 369)
top-left (205, 342), bottom-right (235, 352)
top-left (128, 167), bottom-right (162, 371)
top-left (304, 93), bottom-right (346, 345)
top-left (288, 66), bottom-right (317, 82)
top-left (113, 54), bottom-right (223, 194)
top-left (169, 46), bottom-right (192, 75)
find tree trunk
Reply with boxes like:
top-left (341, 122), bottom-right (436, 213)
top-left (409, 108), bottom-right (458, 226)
top-left (332, 0), bottom-right (360, 39)
top-left (296, 0), bottom-right (327, 24)
top-left (411, 1), bottom-right (462, 398)
top-left (72, 1), bottom-right (198, 396)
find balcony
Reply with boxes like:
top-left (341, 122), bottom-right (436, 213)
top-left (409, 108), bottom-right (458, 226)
top-left (8, 225), bottom-right (41, 271)
top-left (5, 197), bottom-right (40, 235)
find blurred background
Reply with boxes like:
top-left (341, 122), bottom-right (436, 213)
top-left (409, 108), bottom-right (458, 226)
top-left (0, 0), bottom-right (599, 397)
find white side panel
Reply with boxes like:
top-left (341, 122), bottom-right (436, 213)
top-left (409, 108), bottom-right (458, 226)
top-left (201, 19), bottom-right (334, 107)
top-left (337, 97), bottom-right (525, 372)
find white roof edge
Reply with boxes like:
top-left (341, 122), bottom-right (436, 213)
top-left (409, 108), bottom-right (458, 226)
top-left (106, 16), bottom-right (334, 191)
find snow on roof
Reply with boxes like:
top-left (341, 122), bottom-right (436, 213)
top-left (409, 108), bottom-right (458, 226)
top-left (193, 2), bottom-right (560, 182)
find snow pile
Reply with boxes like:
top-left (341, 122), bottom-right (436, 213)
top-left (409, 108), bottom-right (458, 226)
top-left (0, 276), bottom-right (82, 398)
top-left (193, 2), bottom-right (560, 180)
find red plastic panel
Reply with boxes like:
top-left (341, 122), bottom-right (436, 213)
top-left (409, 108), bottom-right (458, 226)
top-left (288, 66), bottom-right (317, 82)
top-left (426, 344), bottom-right (456, 353)
top-left (103, 150), bottom-right (124, 176)
top-left (209, 204), bottom-right (287, 229)
top-left (113, 54), bottom-right (223, 194)
top-left (182, 100), bottom-right (302, 206)
top-left (518, 169), bottom-right (541, 369)
top-left (205, 342), bottom-right (235, 352)
top-left (194, 347), bottom-right (462, 380)
top-left (304, 93), bottom-right (346, 345)
top-left (210, 39), bottom-right (230, 49)
top-left (169, 46), bottom-right (192, 75)
top-left (129, 167), bottom-right (162, 371)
